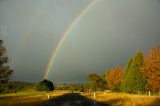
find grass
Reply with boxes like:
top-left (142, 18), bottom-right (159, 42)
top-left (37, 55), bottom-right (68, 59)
top-left (0, 90), bottom-right (69, 106)
top-left (0, 91), bottom-right (160, 106)
top-left (83, 92), bottom-right (160, 106)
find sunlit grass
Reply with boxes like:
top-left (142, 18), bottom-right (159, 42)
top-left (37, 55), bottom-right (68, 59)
top-left (0, 90), bottom-right (68, 106)
top-left (83, 92), bottom-right (160, 106)
top-left (0, 91), bottom-right (160, 106)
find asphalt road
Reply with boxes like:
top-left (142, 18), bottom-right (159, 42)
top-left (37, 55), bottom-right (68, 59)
top-left (39, 93), bottom-right (108, 106)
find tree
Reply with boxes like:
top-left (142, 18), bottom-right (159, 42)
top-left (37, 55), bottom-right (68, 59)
top-left (87, 73), bottom-right (107, 91)
top-left (120, 58), bottom-right (133, 93)
top-left (141, 45), bottom-right (160, 91)
top-left (0, 40), bottom-right (13, 89)
top-left (105, 65), bottom-right (123, 91)
top-left (121, 51), bottom-right (147, 93)
top-left (36, 79), bottom-right (54, 92)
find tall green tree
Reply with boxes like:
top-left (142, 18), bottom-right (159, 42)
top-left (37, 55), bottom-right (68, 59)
top-left (121, 51), bottom-right (146, 93)
top-left (0, 40), bottom-right (13, 85)
top-left (121, 58), bottom-right (136, 92)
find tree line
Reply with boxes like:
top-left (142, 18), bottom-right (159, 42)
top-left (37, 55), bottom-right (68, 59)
top-left (0, 39), bottom-right (159, 94)
top-left (87, 45), bottom-right (160, 93)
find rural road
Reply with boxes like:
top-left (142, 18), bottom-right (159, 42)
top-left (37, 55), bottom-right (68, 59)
top-left (39, 93), bottom-right (108, 106)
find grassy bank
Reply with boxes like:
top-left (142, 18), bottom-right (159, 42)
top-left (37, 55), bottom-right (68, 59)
top-left (84, 92), bottom-right (160, 106)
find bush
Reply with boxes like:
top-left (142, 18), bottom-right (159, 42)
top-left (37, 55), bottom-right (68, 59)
top-left (36, 79), bottom-right (54, 92)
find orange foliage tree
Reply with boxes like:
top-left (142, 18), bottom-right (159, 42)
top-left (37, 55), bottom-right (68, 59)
top-left (105, 66), bottom-right (123, 91)
top-left (141, 45), bottom-right (160, 91)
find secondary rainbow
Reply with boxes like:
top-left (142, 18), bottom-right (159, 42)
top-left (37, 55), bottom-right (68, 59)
top-left (43, 0), bottom-right (96, 79)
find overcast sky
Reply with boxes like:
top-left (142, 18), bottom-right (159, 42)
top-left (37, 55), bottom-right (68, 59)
top-left (0, 0), bottom-right (160, 83)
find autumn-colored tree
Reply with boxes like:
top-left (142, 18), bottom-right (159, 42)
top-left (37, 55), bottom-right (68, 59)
top-left (121, 51), bottom-right (147, 93)
top-left (105, 65), bottom-right (123, 91)
top-left (141, 45), bottom-right (160, 91)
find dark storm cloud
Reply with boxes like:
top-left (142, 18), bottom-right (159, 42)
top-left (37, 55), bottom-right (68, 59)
top-left (49, 0), bottom-right (160, 83)
top-left (0, 0), bottom-right (160, 83)
top-left (0, 0), bottom-right (92, 82)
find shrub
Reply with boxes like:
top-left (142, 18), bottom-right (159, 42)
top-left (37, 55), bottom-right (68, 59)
top-left (36, 79), bottom-right (54, 92)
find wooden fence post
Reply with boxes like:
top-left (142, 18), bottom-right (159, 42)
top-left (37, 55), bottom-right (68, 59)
top-left (94, 92), bottom-right (96, 98)
top-left (46, 92), bottom-right (50, 99)
top-left (149, 91), bottom-right (151, 96)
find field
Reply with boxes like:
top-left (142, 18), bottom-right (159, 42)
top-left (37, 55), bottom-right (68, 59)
top-left (0, 90), bottom-right (160, 106)
top-left (85, 92), bottom-right (160, 106)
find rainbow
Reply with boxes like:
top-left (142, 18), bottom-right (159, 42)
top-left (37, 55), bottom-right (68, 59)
top-left (43, 0), bottom-right (96, 79)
